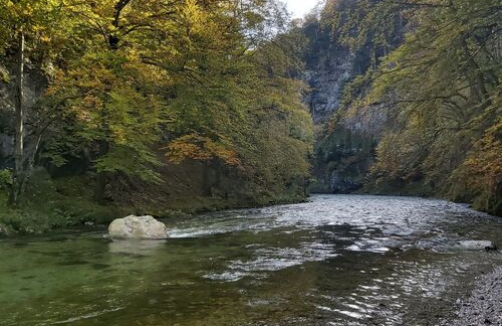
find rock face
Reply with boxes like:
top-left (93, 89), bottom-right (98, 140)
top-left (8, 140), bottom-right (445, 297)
top-left (303, 1), bottom-right (407, 194)
top-left (304, 48), bottom-right (354, 124)
top-left (330, 171), bottom-right (362, 194)
top-left (0, 65), bottom-right (48, 169)
top-left (108, 215), bottom-right (168, 240)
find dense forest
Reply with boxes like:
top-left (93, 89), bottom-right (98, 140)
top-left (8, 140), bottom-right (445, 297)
top-left (0, 0), bottom-right (313, 233)
top-left (1, 2), bottom-right (502, 325)
top-left (306, 0), bottom-right (501, 216)
top-left (0, 0), bottom-right (500, 234)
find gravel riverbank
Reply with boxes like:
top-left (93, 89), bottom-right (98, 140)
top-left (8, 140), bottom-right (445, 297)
top-left (442, 265), bottom-right (502, 326)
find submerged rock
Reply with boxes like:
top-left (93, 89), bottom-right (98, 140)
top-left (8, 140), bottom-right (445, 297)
top-left (108, 215), bottom-right (168, 240)
top-left (456, 240), bottom-right (496, 251)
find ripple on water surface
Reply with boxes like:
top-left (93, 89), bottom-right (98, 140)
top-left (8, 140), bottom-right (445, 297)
top-left (204, 242), bottom-right (339, 281)
top-left (1, 195), bottom-right (502, 326)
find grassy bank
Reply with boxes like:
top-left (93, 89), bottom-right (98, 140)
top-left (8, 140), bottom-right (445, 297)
top-left (0, 169), bottom-right (307, 236)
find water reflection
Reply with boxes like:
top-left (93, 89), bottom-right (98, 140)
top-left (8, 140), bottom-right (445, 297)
top-left (0, 195), bottom-right (501, 326)
top-left (108, 239), bottom-right (166, 256)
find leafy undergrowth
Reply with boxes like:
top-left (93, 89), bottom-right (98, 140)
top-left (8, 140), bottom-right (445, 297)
top-left (0, 169), bottom-right (123, 235)
top-left (0, 168), bottom-right (307, 236)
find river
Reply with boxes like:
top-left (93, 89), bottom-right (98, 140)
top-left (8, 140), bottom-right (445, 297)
top-left (1, 195), bottom-right (501, 325)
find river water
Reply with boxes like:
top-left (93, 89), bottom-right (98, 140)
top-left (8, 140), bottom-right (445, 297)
top-left (1, 195), bottom-right (502, 326)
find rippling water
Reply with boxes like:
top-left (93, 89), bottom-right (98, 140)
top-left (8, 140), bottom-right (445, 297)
top-left (1, 195), bottom-right (502, 325)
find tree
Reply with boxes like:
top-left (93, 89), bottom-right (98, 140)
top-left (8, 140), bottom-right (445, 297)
top-left (364, 0), bottom-right (501, 212)
top-left (159, 1), bottom-right (313, 198)
top-left (48, 0), bottom-right (181, 202)
top-left (0, 0), bottom-right (73, 205)
top-left (0, 0), bottom-right (315, 209)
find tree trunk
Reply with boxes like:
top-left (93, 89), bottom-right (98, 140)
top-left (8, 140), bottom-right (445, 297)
top-left (94, 139), bottom-right (109, 204)
top-left (92, 0), bottom-right (129, 204)
top-left (202, 164), bottom-right (212, 197)
top-left (214, 160), bottom-right (222, 189)
top-left (8, 32), bottom-right (25, 206)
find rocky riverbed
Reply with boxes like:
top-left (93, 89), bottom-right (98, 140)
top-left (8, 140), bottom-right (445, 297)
top-left (442, 265), bottom-right (502, 326)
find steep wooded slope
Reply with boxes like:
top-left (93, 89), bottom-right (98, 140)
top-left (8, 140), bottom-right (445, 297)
top-left (305, 0), bottom-right (501, 215)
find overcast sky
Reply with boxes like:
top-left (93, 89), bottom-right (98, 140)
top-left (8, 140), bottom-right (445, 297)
top-left (283, 0), bottom-right (318, 18)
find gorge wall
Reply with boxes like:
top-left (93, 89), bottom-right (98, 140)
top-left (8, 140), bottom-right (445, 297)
top-left (302, 0), bottom-right (501, 216)
top-left (302, 1), bottom-right (403, 194)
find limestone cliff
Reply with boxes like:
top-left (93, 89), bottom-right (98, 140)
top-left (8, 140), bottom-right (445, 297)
top-left (0, 64), bottom-right (47, 169)
top-left (302, 0), bottom-right (405, 194)
top-left (304, 47), bottom-right (354, 124)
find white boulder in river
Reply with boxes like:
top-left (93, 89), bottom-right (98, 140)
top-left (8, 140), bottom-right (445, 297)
top-left (456, 240), bottom-right (496, 251)
top-left (108, 215), bottom-right (168, 240)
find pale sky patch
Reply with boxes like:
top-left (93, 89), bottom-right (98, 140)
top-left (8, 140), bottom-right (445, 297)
top-left (283, 0), bottom-right (319, 19)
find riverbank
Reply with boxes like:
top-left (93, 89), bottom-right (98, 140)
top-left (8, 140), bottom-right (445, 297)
top-left (442, 265), bottom-right (502, 326)
top-left (0, 175), bottom-right (306, 236)
top-left (0, 193), bottom-right (306, 235)
top-left (0, 164), bottom-right (309, 235)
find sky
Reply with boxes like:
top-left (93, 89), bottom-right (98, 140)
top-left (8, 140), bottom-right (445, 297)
top-left (283, 0), bottom-right (318, 18)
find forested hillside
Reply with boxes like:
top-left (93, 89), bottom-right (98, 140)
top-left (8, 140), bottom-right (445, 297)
top-left (0, 0), bottom-right (500, 234)
top-left (0, 0), bottom-right (313, 233)
top-left (305, 0), bottom-right (501, 216)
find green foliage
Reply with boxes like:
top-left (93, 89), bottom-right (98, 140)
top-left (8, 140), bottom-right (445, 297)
top-left (362, 0), bottom-right (502, 214)
top-left (157, 6), bottom-right (313, 194)
top-left (305, 0), bottom-right (501, 214)
top-left (0, 0), bottom-right (314, 232)
top-left (95, 144), bottom-right (163, 183)
top-left (0, 169), bottom-right (12, 190)
top-left (312, 117), bottom-right (376, 193)
top-left (0, 0), bottom-right (76, 69)
top-left (0, 170), bottom-right (122, 234)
